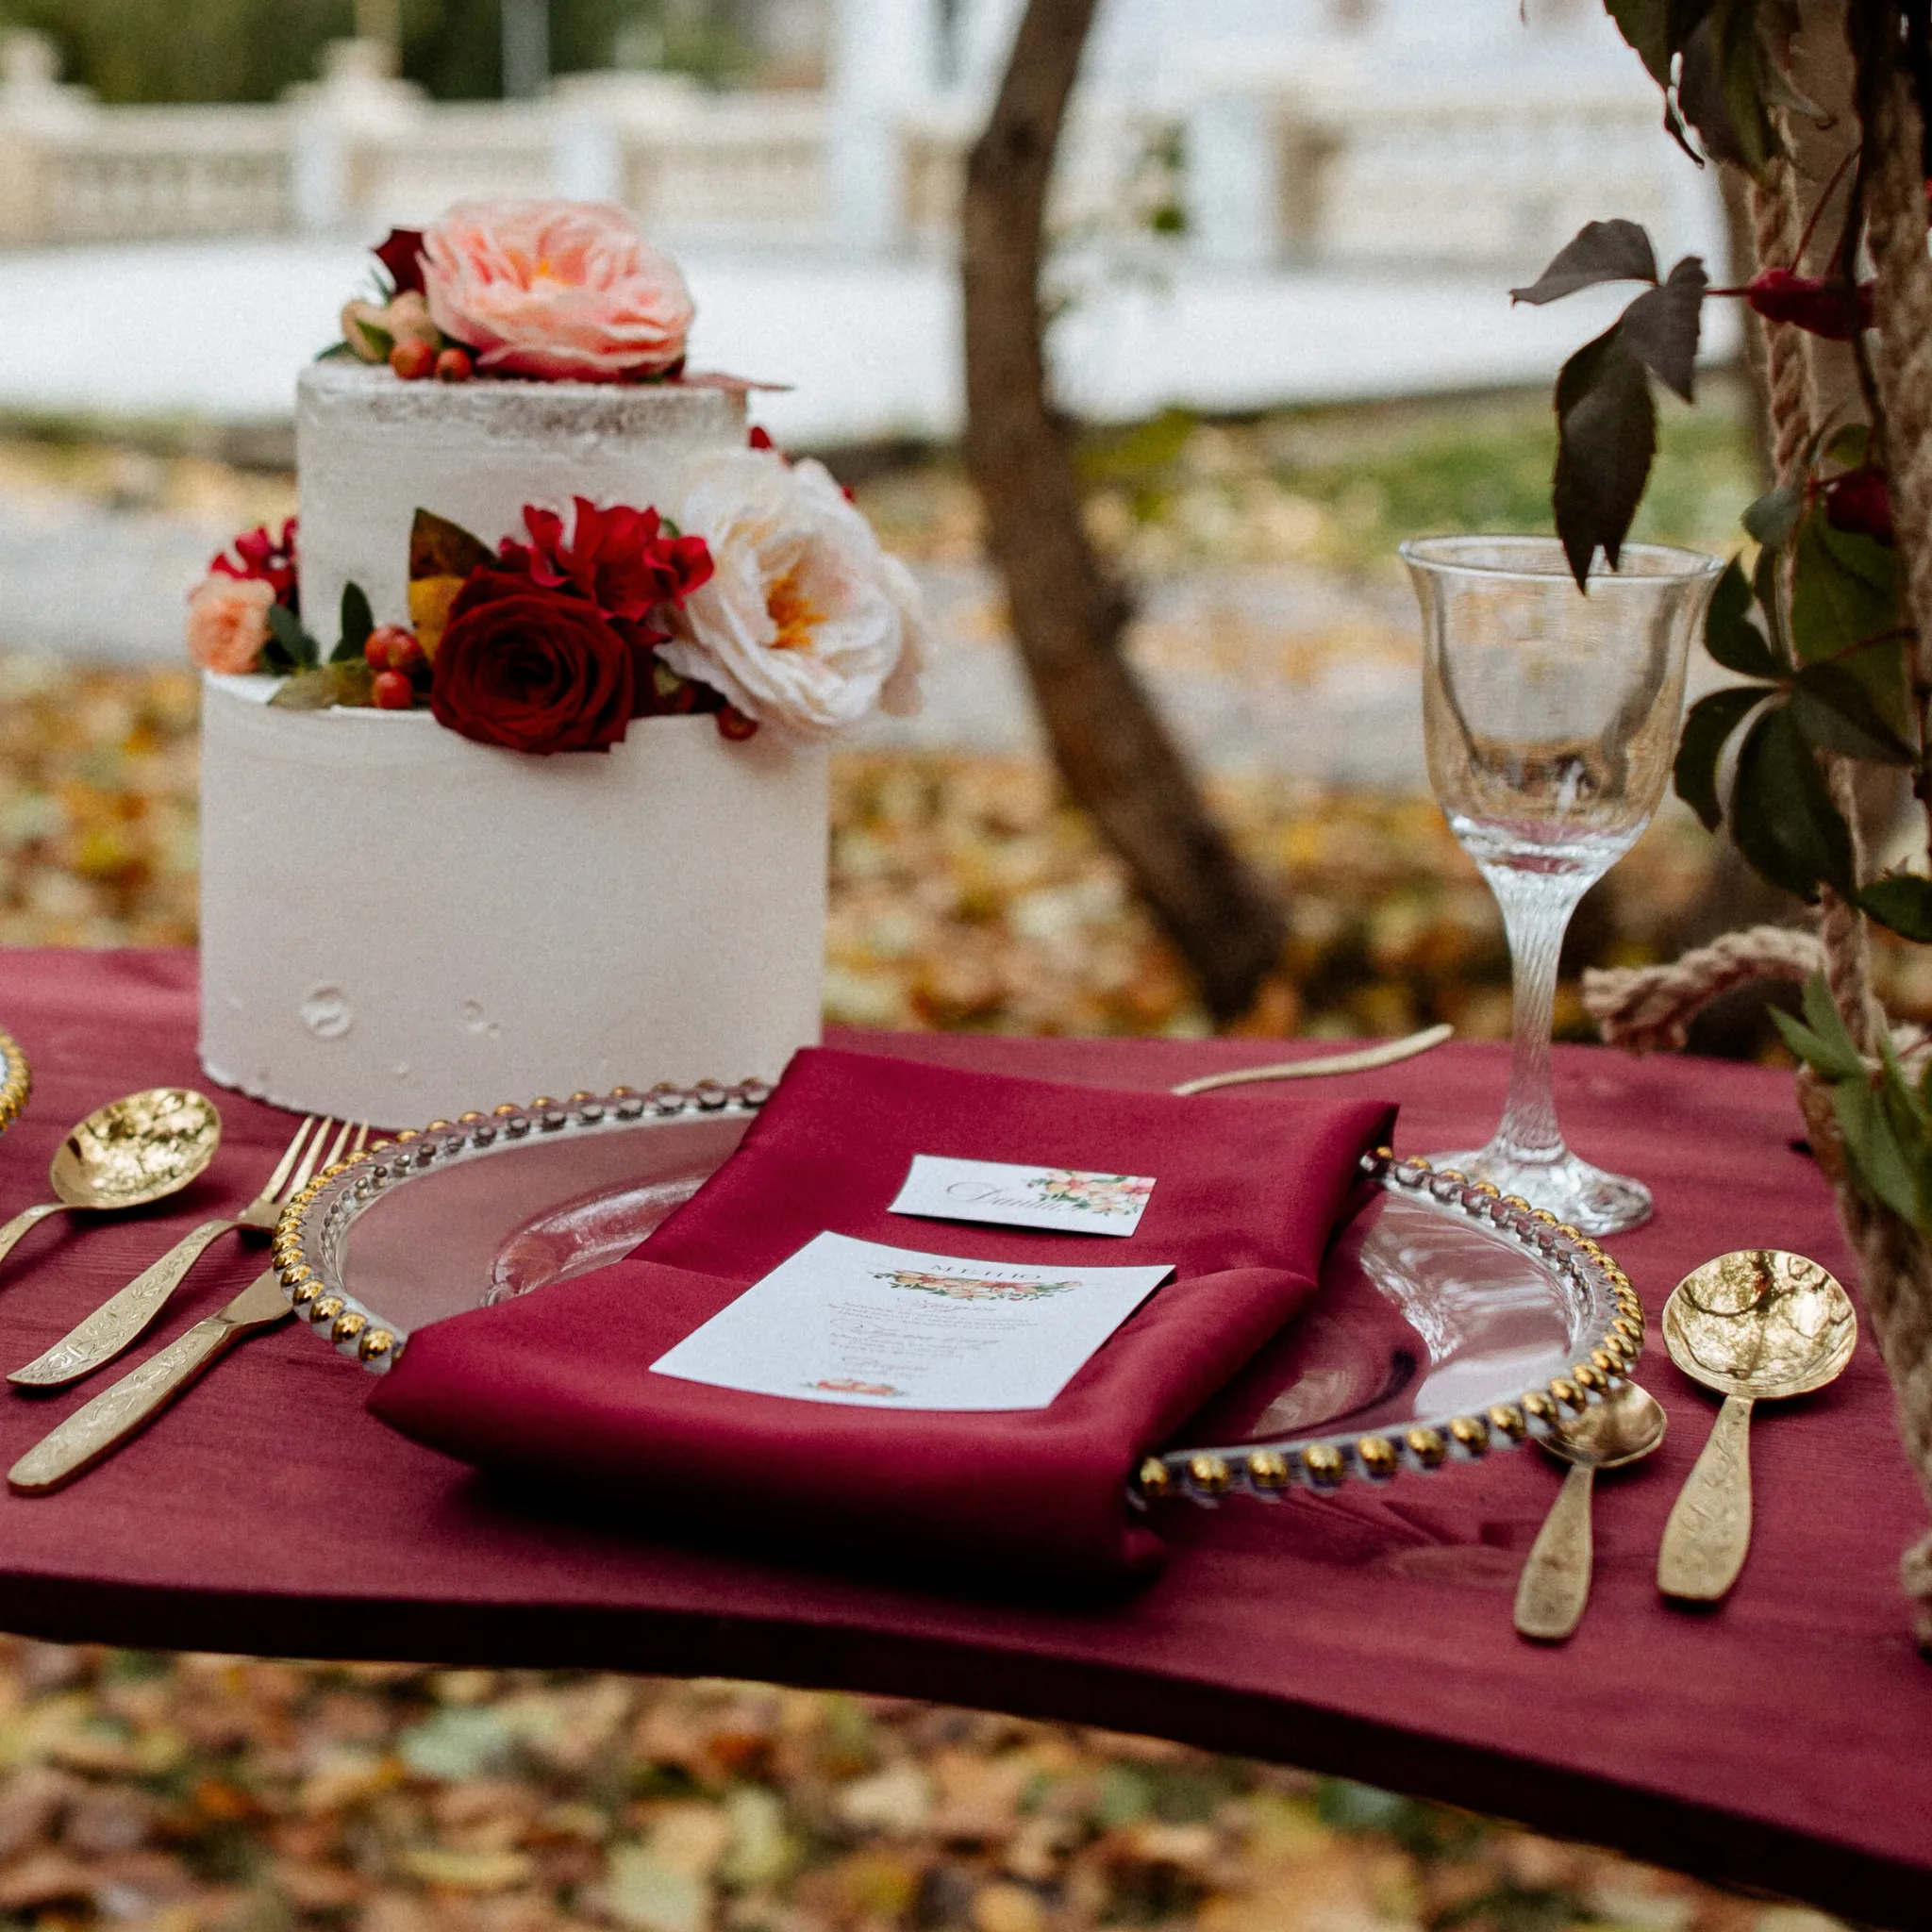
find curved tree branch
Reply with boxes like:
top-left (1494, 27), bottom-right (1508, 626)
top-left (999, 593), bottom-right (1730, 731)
top-left (959, 0), bottom-right (1288, 1025)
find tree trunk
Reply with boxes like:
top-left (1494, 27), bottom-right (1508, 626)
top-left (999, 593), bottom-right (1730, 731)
top-left (958, 0), bottom-right (1289, 1026)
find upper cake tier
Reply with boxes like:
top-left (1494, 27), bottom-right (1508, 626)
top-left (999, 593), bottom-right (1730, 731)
top-left (295, 362), bottom-right (746, 631)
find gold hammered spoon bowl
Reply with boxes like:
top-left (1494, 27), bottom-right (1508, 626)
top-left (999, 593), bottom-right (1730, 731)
top-left (1657, 1249), bottom-right (1857, 1604)
top-left (0, 1090), bottom-right (222, 1273)
top-left (1514, 1379), bottom-right (1668, 1641)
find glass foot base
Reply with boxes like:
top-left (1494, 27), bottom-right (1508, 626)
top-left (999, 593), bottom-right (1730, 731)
top-left (1424, 1145), bottom-right (1653, 1236)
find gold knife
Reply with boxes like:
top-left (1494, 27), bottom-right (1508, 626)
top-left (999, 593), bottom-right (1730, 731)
top-left (8, 1271), bottom-right (291, 1492)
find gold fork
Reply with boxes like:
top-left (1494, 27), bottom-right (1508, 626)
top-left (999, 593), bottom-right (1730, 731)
top-left (9, 1117), bottom-right (358, 1388)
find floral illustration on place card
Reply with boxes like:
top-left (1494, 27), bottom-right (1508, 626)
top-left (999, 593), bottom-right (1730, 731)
top-left (889, 1156), bottom-right (1157, 1237)
top-left (873, 1269), bottom-right (1077, 1303)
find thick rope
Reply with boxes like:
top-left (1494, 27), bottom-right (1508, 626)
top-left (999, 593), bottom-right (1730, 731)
top-left (1750, 155), bottom-right (1883, 1049)
top-left (1828, 36), bottom-right (1932, 1645)
top-left (1580, 925), bottom-right (1825, 1053)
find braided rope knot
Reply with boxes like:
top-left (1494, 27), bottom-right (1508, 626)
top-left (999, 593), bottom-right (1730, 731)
top-left (1581, 926), bottom-right (1825, 1055)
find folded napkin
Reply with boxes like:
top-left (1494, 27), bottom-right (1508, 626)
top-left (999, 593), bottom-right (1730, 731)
top-left (370, 1047), bottom-right (1396, 1587)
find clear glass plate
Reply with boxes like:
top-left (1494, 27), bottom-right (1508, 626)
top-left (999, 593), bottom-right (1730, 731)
top-left (280, 1091), bottom-right (1637, 1494)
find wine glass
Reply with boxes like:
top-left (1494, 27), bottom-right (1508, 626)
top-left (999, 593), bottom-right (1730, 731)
top-left (1400, 536), bottom-right (1722, 1234)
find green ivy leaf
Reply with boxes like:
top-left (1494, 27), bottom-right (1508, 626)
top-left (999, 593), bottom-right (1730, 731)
top-left (1702, 557), bottom-right (1778, 677)
top-left (1606, 0), bottom-right (1673, 85)
top-left (1860, 874), bottom-right (1932, 942)
top-left (1790, 504), bottom-right (1900, 665)
top-left (1728, 701), bottom-right (1853, 901)
top-left (1674, 684), bottom-right (1767, 829)
top-left (333, 582), bottom-right (375, 665)
top-left (1789, 660), bottom-right (1916, 765)
top-left (1824, 423), bottom-right (1871, 470)
top-left (1619, 256), bottom-right (1707, 401)
top-left (1741, 479), bottom-right (1804, 549)
top-left (1509, 220), bottom-right (1659, 305)
top-left (1553, 325), bottom-right (1657, 589)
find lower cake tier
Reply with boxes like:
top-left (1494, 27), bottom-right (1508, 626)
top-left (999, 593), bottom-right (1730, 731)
top-left (199, 675), bottom-right (829, 1125)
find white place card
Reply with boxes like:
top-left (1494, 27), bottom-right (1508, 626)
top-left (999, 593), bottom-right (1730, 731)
top-left (650, 1232), bottom-right (1174, 1410)
top-left (889, 1154), bottom-right (1156, 1237)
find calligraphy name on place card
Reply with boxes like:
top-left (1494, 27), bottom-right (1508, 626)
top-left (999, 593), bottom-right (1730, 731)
top-left (649, 1232), bottom-right (1174, 1410)
top-left (888, 1155), bottom-right (1156, 1237)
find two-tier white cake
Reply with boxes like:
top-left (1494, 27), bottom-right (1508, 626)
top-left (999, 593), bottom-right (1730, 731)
top-left (198, 345), bottom-right (831, 1124)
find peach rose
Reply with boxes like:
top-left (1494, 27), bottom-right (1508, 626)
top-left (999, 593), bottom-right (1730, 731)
top-left (185, 575), bottom-right (275, 675)
top-left (420, 200), bottom-right (693, 382)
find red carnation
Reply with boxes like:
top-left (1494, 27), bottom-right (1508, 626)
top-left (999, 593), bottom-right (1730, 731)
top-left (1746, 268), bottom-right (1875, 341)
top-left (209, 517), bottom-right (298, 612)
top-left (374, 227), bottom-right (428, 298)
top-left (429, 570), bottom-right (635, 755)
top-left (497, 497), bottom-right (712, 635)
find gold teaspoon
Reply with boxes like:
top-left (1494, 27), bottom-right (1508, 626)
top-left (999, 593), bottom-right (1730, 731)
top-left (0, 1090), bottom-right (222, 1272)
top-left (1514, 1380), bottom-right (1667, 1642)
top-left (1657, 1249), bottom-right (1857, 1604)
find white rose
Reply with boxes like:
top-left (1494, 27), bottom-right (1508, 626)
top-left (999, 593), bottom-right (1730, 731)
top-left (658, 448), bottom-right (927, 737)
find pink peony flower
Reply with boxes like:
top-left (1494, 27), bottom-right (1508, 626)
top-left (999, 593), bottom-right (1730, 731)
top-left (420, 200), bottom-right (694, 382)
top-left (186, 575), bottom-right (276, 675)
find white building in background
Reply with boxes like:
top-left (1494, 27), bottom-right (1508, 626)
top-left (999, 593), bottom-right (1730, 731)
top-left (0, 0), bottom-right (1723, 275)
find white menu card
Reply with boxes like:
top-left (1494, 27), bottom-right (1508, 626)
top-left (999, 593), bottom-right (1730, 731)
top-left (650, 1232), bottom-right (1174, 1410)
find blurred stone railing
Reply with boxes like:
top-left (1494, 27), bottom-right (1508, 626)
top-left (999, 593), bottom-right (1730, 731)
top-left (0, 29), bottom-right (1717, 273)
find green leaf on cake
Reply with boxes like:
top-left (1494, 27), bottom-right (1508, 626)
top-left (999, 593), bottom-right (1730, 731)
top-left (269, 660), bottom-right (375, 711)
top-left (333, 582), bottom-right (375, 664)
top-left (264, 601), bottom-right (321, 672)
top-left (410, 509), bottom-right (491, 583)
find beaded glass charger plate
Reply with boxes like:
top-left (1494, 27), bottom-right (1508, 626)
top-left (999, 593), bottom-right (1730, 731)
top-left (275, 1089), bottom-right (1641, 1497)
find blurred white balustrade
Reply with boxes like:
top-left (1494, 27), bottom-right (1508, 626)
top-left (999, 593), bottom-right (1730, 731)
top-left (0, 10), bottom-right (1722, 274)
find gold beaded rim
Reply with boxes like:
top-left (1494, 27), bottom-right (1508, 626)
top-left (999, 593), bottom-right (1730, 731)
top-left (0, 1026), bottom-right (31, 1140)
top-left (1135, 1150), bottom-right (1643, 1504)
top-left (275, 1078), bottom-right (773, 1374)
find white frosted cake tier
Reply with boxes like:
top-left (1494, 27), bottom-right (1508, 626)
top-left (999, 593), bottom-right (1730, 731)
top-left (295, 361), bottom-right (746, 630)
top-left (199, 676), bottom-right (828, 1125)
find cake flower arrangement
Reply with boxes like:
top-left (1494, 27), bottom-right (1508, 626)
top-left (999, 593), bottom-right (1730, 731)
top-left (185, 200), bottom-right (926, 752)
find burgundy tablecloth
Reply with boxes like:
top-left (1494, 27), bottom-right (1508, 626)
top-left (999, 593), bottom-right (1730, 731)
top-left (0, 951), bottom-right (1924, 1925)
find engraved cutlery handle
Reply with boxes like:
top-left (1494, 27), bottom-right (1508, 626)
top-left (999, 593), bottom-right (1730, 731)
top-left (9, 1218), bottom-right (237, 1387)
top-left (8, 1314), bottom-right (236, 1491)
top-left (0, 1201), bottom-right (66, 1271)
top-left (1514, 1463), bottom-right (1595, 1641)
top-left (1658, 1392), bottom-right (1755, 1601)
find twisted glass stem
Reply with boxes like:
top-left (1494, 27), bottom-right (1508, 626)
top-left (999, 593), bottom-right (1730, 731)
top-left (1480, 860), bottom-right (1600, 1172)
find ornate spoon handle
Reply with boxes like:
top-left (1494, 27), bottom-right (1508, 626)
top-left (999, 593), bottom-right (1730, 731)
top-left (0, 1201), bottom-right (66, 1271)
top-left (1515, 1462), bottom-right (1596, 1641)
top-left (9, 1218), bottom-right (238, 1387)
top-left (1658, 1392), bottom-right (1756, 1601)
top-left (8, 1315), bottom-right (235, 1491)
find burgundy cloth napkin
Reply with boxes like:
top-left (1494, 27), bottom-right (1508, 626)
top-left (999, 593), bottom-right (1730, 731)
top-left (370, 1047), bottom-right (1395, 1586)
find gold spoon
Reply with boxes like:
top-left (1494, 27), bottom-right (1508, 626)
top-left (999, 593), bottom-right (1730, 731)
top-left (0, 1089), bottom-right (222, 1272)
top-left (1657, 1249), bottom-right (1856, 1604)
top-left (1514, 1380), bottom-right (1667, 1641)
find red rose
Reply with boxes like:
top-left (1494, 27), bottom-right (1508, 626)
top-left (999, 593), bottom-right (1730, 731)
top-left (374, 227), bottom-right (428, 298)
top-left (429, 571), bottom-right (635, 754)
top-left (499, 497), bottom-right (712, 629)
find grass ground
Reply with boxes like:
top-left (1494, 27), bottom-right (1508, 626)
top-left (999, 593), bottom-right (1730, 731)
top-left (0, 391), bottom-right (1877, 1931)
